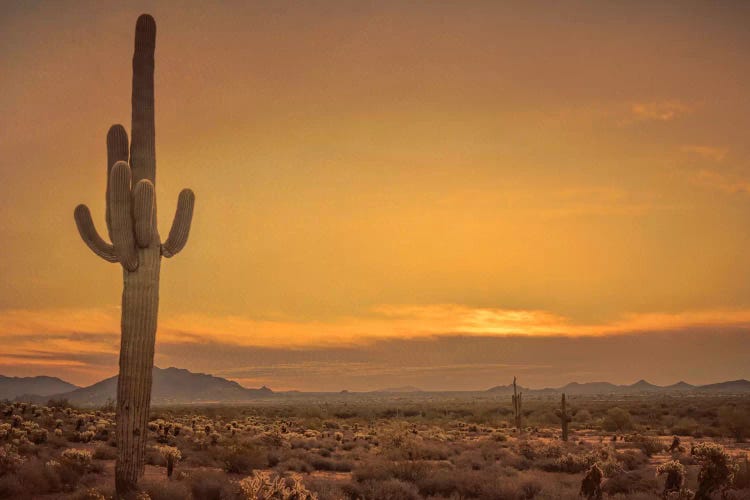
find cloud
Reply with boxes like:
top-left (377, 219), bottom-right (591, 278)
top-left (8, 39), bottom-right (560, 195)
top-left (692, 169), bottom-right (750, 195)
top-left (629, 100), bottom-right (692, 122)
top-left (681, 145), bottom-right (728, 162)
top-left (2, 304), bottom-right (750, 384)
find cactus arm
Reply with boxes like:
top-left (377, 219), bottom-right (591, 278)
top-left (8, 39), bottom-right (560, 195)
top-left (133, 179), bottom-right (155, 248)
top-left (130, 14), bottom-right (156, 185)
top-left (108, 161), bottom-right (139, 271)
top-left (73, 204), bottom-right (119, 262)
top-left (161, 189), bottom-right (195, 258)
top-left (106, 125), bottom-right (130, 240)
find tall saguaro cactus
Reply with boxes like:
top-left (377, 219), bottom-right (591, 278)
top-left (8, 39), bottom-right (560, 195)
top-left (512, 376), bottom-right (523, 430)
top-left (73, 14), bottom-right (195, 496)
top-left (555, 393), bottom-right (572, 441)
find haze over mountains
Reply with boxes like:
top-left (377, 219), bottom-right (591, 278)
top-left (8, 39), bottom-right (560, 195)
top-left (8, 367), bottom-right (273, 406)
top-left (486, 379), bottom-right (750, 395)
top-left (3, 367), bottom-right (749, 406)
top-left (0, 375), bottom-right (78, 400)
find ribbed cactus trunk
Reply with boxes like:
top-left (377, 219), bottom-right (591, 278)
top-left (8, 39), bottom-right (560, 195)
top-left (512, 376), bottom-right (522, 431)
top-left (556, 393), bottom-right (572, 441)
top-left (73, 14), bottom-right (195, 498)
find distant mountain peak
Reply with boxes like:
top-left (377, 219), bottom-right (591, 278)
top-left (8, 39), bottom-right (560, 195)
top-left (14, 366), bottom-right (273, 407)
top-left (0, 375), bottom-right (79, 400)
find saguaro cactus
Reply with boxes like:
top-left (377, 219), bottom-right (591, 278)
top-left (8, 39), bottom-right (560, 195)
top-left (555, 393), bottom-right (572, 441)
top-left (512, 376), bottom-right (522, 430)
top-left (73, 14), bottom-right (195, 496)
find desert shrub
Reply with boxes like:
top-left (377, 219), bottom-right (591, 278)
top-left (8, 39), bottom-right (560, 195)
top-left (517, 440), bottom-right (536, 460)
top-left (537, 442), bottom-right (563, 459)
top-left (14, 457), bottom-right (65, 494)
top-left (0, 475), bottom-right (22, 497)
top-left (733, 453), bottom-right (750, 489)
top-left (92, 445), bottom-right (118, 460)
top-left (47, 457), bottom-right (85, 491)
top-left (671, 418), bottom-right (699, 436)
top-left (70, 488), bottom-right (107, 500)
top-left (657, 460), bottom-right (685, 494)
top-left (304, 454), bottom-right (352, 472)
top-left (692, 442), bottom-right (739, 499)
top-left (354, 479), bottom-right (420, 500)
top-left (47, 398), bottom-right (71, 409)
top-left (541, 452), bottom-right (595, 473)
top-left (602, 408), bottom-right (632, 432)
top-left (222, 442), bottom-right (268, 474)
top-left (635, 435), bottom-right (665, 457)
top-left (0, 445), bottom-right (24, 475)
top-left (188, 469), bottom-right (239, 500)
top-left (576, 409), bottom-right (592, 423)
top-left (141, 479), bottom-right (191, 500)
top-left (615, 449), bottom-right (648, 470)
top-left (518, 479), bottom-right (543, 500)
top-left (719, 405), bottom-right (750, 442)
top-left (602, 470), bottom-right (657, 496)
top-left (277, 457), bottom-right (314, 473)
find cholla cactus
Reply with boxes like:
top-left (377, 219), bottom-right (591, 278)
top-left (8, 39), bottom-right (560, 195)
top-left (657, 460), bottom-right (686, 495)
top-left (29, 428), bottom-right (48, 444)
top-left (72, 14), bottom-right (195, 497)
top-left (555, 393), bottom-right (573, 441)
top-left (692, 442), bottom-right (739, 499)
top-left (77, 489), bottom-right (107, 500)
top-left (580, 463), bottom-right (603, 500)
top-left (0, 445), bottom-right (25, 474)
top-left (61, 448), bottom-right (93, 473)
top-left (156, 445), bottom-right (181, 478)
top-left (238, 471), bottom-right (318, 500)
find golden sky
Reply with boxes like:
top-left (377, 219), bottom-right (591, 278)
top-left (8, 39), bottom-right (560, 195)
top-left (1, 1), bottom-right (750, 390)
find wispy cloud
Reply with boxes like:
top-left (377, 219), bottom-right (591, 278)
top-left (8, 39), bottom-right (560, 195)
top-left (681, 145), bottom-right (728, 162)
top-left (629, 100), bottom-right (692, 122)
top-left (2, 304), bottom-right (750, 350)
top-left (1, 305), bottom-right (749, 389)
top-left (692, 169), bottom-right (750, 195)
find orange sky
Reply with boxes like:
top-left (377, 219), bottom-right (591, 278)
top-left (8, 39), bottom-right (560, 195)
top-left (1, 1), bottom-right (750, 390)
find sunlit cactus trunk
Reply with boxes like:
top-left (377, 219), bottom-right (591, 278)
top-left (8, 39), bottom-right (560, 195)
top-left (73, 14), bottom-right (195, 497)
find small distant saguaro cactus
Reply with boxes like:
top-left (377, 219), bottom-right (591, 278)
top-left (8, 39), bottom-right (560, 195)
top-left (512, 376), bottom-right (523, 430)
top-left (555, 393), bottom-right (572, 441)
top-left (73, 14), bottom-right (195, 497)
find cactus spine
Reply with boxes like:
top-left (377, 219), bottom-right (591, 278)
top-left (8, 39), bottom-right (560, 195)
top-left (512, 376), bottom-right (522, 430)
top-left (556, 393), bottom-right (572, 441)
top-left (73, 14), bottom-right (195, 497)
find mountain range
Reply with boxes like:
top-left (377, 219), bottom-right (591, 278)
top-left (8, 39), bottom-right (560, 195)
top-left (8, 367), bottom-right (272, 406)
top-left (486, 378), bottom-right (750, 395)
top-left (4, 368), bottom-right (749, 407)
top-left (0, 375), bottom-right (78, 400)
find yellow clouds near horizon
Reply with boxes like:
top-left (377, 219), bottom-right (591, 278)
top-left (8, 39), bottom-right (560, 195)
top-left (1, 305), bottom-right (749, 387)
top-left (2, 304), bottom-right (750, 349)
